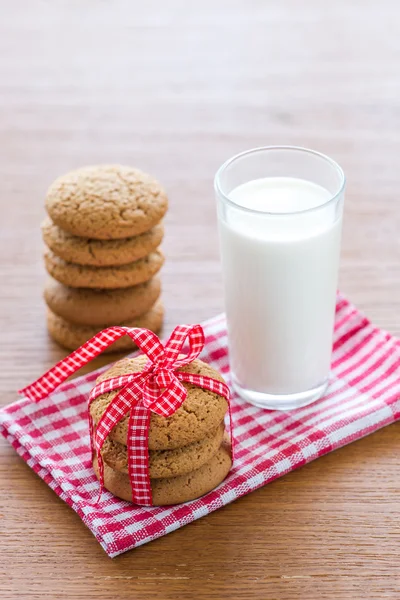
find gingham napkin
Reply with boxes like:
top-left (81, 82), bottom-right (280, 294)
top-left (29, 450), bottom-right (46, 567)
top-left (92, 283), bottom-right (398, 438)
top-left (1, 294), bottom-right (400, 557)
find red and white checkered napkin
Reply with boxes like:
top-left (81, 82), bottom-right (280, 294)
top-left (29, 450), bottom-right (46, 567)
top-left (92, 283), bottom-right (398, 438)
top-left (1, 294), bottom-right (400, 557)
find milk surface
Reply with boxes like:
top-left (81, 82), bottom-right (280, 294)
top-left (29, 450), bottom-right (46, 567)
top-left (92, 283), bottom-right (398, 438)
top-left (219, 177), bottom-right (342, 395)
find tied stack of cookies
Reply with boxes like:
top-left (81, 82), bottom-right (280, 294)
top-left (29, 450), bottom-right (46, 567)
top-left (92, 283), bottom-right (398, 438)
top-left (90, 355), bottom-right (232, 505)
top-left (41, 165), bottom-right (168, 352)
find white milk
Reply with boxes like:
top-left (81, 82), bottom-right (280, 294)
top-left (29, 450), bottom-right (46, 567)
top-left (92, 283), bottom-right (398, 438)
top-left (219, 177), bottom-right (342, 395)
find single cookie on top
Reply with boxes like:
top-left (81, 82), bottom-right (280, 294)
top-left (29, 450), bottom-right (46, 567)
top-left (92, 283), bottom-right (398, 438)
top-left (45, 165), bottom-right (168, 240)
top-left (90, 355), bottom-right (229, 450)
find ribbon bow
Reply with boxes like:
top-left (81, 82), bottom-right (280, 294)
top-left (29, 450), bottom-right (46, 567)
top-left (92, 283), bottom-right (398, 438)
top-left (19, 324), bottom-right (232, 506)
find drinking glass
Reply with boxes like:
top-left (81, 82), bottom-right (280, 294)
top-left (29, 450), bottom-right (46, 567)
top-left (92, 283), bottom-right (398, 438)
top-left (215, 146), bottom-right (345, 410)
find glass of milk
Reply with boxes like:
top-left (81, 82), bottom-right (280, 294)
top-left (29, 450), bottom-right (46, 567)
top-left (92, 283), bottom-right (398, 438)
top-left (215, 146), bottom-right (345, 410)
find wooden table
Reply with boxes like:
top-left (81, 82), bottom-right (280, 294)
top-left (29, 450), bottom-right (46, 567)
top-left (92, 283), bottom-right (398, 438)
top-left (1, 1), bottom-right (399, 598)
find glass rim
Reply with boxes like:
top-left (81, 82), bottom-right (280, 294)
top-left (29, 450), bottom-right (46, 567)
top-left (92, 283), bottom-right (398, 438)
top-left (214, 145), bottom-right (346, 216)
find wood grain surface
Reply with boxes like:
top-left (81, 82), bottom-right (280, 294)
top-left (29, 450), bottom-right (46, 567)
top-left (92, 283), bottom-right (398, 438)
top-left (1, 1), bottom-right (399, 598)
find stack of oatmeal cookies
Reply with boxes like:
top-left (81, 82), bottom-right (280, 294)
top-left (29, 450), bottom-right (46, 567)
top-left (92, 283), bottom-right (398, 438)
top-left (41, 164), bottom-right (167, 352)
top-left (91, 355), bottom-right (232, 505)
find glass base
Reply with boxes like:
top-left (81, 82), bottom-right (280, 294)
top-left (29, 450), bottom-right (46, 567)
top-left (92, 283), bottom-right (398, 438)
top-left (232, 377), bottom-right (329, 410)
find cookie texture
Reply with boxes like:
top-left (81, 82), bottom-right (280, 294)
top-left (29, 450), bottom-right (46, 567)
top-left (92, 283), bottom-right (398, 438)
top-left (47, 300), bottom-right (164, 352)
top-left (90, 356), bottom-right (229, 450)
top-left (42, 217), bottom-right (164, 267)
top-left (44, 249), bottom-right (164, 289)
top-left (45, 165), bottom-right (168, 239)
top-left (44, 276), bottom-right (161, 326)
top-left (101, 423), bottom-right (225, 479)
top-left (93, 442), bottom-right (232, 505)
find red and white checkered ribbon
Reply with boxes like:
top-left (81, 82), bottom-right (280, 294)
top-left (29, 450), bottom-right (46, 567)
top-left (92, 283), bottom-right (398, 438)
top-left (18, 324), bottom-right (231, 505)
